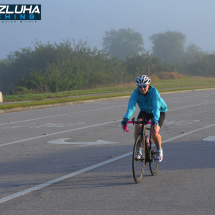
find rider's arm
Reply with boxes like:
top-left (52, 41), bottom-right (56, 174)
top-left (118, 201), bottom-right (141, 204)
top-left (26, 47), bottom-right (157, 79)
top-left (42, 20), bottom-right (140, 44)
top-left (123, 89), bottom-right (138, 120)
top-left (151, 89), bottom-right (161, 125)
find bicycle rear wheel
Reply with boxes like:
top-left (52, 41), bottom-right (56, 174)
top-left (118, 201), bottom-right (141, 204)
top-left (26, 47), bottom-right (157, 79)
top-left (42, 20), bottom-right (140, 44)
top-left (149, 139), bottom-right (160, 176)
top-left (132, 135), bottom-right (146, 183)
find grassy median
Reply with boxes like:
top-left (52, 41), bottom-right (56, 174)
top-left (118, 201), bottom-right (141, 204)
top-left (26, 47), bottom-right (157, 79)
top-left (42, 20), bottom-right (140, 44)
top-left (1, 76), bottom-right (215, 110)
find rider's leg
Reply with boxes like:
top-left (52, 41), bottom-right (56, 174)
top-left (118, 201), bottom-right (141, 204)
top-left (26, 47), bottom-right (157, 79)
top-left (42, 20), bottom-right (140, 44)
top-left (151, 112), bottom-right (165, 150)
top-left (134, 118), bottom-right (142, 140)
top-left (134, 118), bottom-right (143, 159)
top-left (151, 126), bottom-right (161, 149)
top-left (134, 111), bottom-right (151, 141)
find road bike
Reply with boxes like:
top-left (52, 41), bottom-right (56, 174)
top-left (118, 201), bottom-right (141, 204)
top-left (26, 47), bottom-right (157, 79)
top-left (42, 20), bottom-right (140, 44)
top-left (125, 118), bottom-right (160, 183)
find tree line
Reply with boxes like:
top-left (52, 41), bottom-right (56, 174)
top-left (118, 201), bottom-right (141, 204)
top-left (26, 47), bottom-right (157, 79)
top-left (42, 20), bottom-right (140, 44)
top-left (0, 29), bottom-right (214, 94)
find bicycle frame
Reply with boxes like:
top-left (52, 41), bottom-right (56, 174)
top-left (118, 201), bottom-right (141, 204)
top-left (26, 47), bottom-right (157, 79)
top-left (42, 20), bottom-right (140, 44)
top-left (126, 118), bottom-right (154, 160)
top-left (124, 118), bottom-right (160, 182)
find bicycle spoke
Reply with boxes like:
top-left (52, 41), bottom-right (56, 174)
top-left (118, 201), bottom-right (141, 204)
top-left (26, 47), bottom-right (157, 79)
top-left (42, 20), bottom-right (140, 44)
top-left (149, 141), bottom-right (160, 175)
top-left (132, 135), bottom-right (145, 183)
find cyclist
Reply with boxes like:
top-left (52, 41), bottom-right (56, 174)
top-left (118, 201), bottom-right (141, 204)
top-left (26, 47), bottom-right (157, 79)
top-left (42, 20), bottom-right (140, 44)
top-left (121, 75), bottom-right (167, 162)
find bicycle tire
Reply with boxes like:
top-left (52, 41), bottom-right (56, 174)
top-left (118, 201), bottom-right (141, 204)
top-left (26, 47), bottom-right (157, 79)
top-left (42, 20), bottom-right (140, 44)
top-left (132, 135), bottom-right (146, 183)
top-left (149, 139), bottom-right (160, 176)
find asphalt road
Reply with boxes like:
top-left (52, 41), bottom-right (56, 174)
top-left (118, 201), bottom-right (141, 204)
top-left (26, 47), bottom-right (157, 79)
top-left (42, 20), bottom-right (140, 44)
top-left (0, 89), bottom-right (215, 215)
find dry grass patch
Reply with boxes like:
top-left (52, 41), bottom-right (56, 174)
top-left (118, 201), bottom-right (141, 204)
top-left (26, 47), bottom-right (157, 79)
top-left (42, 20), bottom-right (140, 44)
top-left (158, 72), bottom-right (185, 80)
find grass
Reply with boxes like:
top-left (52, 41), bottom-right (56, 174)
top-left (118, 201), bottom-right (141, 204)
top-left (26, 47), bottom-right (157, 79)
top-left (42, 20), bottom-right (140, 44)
top-left (3, 87), bottom-right (135, 102)
top-left (0, 93), bottom-right (131, 110)
top-left (1, 76), bottom-right (215, 110)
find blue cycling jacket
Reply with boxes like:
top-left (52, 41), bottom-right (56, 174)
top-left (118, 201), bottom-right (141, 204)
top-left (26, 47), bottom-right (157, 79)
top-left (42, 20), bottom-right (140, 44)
top-left (123, 86), bottom-right (167, 122)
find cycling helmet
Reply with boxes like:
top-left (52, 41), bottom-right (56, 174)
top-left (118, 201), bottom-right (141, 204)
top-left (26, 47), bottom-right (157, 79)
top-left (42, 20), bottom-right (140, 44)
top-left (135, 75), bottom-right (151, 86)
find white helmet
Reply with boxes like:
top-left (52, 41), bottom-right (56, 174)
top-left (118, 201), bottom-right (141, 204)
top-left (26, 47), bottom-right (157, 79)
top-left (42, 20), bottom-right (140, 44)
top-left (135, 75), bottom-right (151, 86)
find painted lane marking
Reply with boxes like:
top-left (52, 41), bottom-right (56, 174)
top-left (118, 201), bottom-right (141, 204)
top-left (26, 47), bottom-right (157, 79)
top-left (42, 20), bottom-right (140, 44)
top-left (164, 120), bottom-right (200, 126)
top-left (0, 106), bottom-right (119, 126)
top-left (0, 120), bottom-right (121, 147)
top-left (29, 122), bottom-right (86, 129)
top-left (167, 100), bottom-right (215, 112)
top-left (162, 123), bottom-right (215, 143)
top-left (202, 136), bottom-right (215, 142)
top-left (1, 101), bottom-right (215, 147)
top-left (1, 122), bottom-right (215, 204)
top-left (163, 94), bottom-right (210, 101)
top-left (1, 122), bottom-right (86, 130)
top-left (0, 113), bottom-right (70, 126)
top-left (46, 138), bottom-right (117, 146)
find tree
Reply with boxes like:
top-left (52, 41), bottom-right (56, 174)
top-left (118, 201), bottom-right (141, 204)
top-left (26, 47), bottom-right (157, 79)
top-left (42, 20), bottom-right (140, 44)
top-left (183, 54), bottom-right (215, 77)
top-left (184, 43), bottom-right (205, 64)
top-left (124, 52), bottom-right (176, 81)
top-left (0, 39), bottom-right (73, 93)
top-left (4, 39), bottom-right (125, 94)
top-left (149, 31), bottom-right (186, 65)
top-left (102, 28), bottom-right (144, 60)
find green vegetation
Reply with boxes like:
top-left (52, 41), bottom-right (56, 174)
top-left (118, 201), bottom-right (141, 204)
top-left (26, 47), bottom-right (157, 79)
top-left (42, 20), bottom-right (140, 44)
top-left (0, 93), bottom-right (131, 110)
top-left (4, 87), bottom-right (135, 102)
top-left (0, 39), bottom-right (176, 95)
top-left (149, 31), bottom-right (207, 67)
top-left (102, 28), bottom-right (144, 60)
top-left (2, 76), bottom-right (215, 105)
top-left (0, 29), bottom-right (215, 97)
top-left (149, 31), bottom-right (186, 65)
top-left (183, 54), bottom-right (215, 77)
top-left (1, 85), bottom-right (214, 110)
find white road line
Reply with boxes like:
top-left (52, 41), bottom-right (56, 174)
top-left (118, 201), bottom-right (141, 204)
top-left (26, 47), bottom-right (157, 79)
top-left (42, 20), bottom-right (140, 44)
top-left (1, 122), bottom-right (215, 204)
top-left (0, 152), bottom-right (131, 204)
top-left (0, 101), bottom-right (215, 147)
top-left (0, 114), bottom-right (70, 126)
top-left (0, 120), bottom-right (121, 147)
top-left (162, 122), bottom-right (215, 143)
top-left (168, 100), bottom-right (215, 112)
top-left (0, 107), bottom-right (117, 126)
top-left (162, 93), bottom-right (212, 101)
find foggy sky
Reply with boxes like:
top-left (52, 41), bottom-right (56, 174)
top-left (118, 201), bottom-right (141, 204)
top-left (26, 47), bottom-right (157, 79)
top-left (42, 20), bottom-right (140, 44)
top-left (1, 0), bottom-right (215, 60)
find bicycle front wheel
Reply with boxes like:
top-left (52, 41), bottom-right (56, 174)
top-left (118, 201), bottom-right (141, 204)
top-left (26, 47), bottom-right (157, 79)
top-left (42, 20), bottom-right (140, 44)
top-left (149, 140), bottom-right (160, 176)
top-left (132, 135), bottom-right (146, 183)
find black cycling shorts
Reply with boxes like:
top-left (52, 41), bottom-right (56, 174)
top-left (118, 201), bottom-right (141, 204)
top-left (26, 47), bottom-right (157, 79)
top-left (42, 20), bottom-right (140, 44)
top-left (137, 111), bottom-right (166, 127)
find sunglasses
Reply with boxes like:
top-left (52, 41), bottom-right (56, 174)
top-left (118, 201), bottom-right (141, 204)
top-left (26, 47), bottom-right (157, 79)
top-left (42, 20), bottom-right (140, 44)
top-left (138, 85), bottom-right (147, 89)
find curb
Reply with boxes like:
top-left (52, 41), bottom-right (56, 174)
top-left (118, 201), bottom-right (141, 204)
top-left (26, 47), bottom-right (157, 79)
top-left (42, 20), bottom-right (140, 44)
top-left (0, 88), bottom-right (215, 114)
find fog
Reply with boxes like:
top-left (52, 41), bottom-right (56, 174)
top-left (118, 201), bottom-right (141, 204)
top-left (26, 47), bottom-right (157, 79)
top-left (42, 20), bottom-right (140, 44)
top-left (1, 0), bottom-right (215, 60)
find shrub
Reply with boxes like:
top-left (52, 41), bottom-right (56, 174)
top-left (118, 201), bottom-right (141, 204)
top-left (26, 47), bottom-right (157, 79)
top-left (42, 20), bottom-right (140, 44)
top-left (158, 72), bottom-right (185, 80)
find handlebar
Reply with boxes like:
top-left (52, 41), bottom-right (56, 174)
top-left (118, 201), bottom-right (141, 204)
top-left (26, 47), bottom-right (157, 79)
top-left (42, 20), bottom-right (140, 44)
top-left (124, 121), bottom-right (158, 134)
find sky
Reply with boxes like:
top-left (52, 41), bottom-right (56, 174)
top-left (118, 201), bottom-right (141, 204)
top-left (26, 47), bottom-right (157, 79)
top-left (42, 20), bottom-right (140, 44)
top-left (1, 0), bottom-right (215, 60)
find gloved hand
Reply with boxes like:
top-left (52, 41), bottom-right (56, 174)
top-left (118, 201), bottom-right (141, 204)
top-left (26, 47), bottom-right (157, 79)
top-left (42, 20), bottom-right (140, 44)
top-left (121, 118), bottom-right (128, 130)
top-left (152, 119), bottom-right (158, 125)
